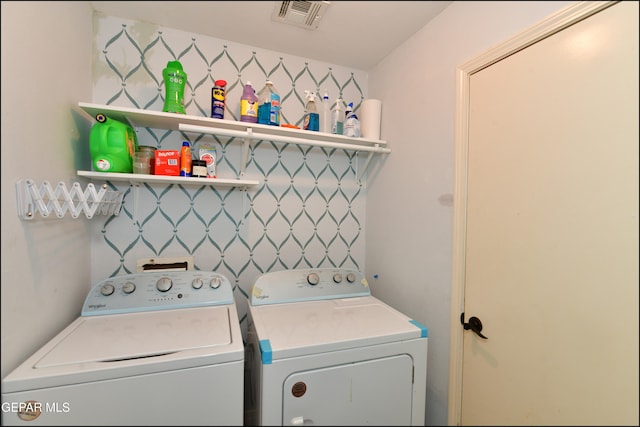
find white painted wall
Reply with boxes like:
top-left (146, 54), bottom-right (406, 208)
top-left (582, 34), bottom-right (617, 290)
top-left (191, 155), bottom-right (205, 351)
top-left (0, 1), bottom-right (94, 378)
top-left (366, 1), bottom-right (573, 425)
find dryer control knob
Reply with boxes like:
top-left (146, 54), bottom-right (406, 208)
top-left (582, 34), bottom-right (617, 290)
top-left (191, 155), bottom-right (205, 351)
top-left (333, 273), bottom-right (343, 283)
top-left (156, 277), bottom-right (173, 292)
top-left (100, 283), bottom-right (115, 296)
top-left (122, 282), bottom-right (136, 294)
top-left (346, 272), bottom-right (356, 283)
top-left (192, 278), bottom-right (204, 289)
top-left (307, 273), bottom-right (320, 286)
top-left (210, 276), bottom-right (221, 289)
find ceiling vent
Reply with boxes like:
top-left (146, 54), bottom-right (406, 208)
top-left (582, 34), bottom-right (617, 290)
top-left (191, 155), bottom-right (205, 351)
top-left (272, 1), bottom-right (330, 30)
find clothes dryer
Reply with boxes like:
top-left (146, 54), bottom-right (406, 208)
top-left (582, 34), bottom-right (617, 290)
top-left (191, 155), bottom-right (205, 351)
top-left (2, 271), bottom-right (244, 426)
top-left (244, 268), bottom-right (428, 426)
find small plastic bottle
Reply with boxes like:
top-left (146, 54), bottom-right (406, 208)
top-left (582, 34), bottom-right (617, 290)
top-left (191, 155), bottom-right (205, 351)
top-left (343, 102), bottom-right (361, 137)
top-left (257, 80), bottom-right (281, 126)
top-left (163, 61), bottom-right (187, 114)
top-left (303, 91), bottom-right (319, 132)
top-left (240, 81), bottom-right (259, 123)
top-left (180, 141), bottom-right (192, 177)
top-left (330, 98), bottom-right (344, 135)
top-left (320, 90), bottom-right (331, 133)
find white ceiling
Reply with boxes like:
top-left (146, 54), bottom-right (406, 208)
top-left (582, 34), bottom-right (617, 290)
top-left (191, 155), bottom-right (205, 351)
top-left (89, 1), bottom-right (452, 70)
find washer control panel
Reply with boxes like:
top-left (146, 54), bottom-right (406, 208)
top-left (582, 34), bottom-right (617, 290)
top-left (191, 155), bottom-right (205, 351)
top-left (250, 268), bottom-right (370, 306)
top-left (81, 271), bottom-right (234, 316)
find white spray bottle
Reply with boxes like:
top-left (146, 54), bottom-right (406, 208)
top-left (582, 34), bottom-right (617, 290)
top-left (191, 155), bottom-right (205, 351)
top-left (303, 91), bottom-right (319, 132)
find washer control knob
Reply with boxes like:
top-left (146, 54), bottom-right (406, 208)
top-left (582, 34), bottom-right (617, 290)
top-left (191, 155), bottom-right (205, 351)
top-left (156, 277), bottom-right (173, 292)
top-left (346, 272), bottom-right (357, 283)
top-left (100, 283), bottom-right (115, 296)
top-left (122, 282), bottom-right (136, 294)
top-left (192, 278), bottom-right (204, 289)
top-left (333, 273), bottom-right (343, 283)
top-left (307, 273), bottom-right (320, 286)
top-left (210, 276), bottom-right (221, 289)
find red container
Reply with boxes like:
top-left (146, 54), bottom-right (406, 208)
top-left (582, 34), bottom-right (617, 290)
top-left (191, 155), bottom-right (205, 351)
top-left (154, 150), bottom-right (180, 176)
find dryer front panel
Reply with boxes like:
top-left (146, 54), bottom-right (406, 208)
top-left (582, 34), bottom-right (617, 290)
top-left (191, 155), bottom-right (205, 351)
top-left (281, 354), bottom-right (413, 426)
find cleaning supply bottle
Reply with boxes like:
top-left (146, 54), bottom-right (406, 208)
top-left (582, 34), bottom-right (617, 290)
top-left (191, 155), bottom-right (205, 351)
top-left (303, 91), bottom-right (320, 131)
top-left (240, 81), bottom-right (259, 123)
top-left (211, 79), bottom-right (227, 119)
top-left (343, 102), bottom-right (361, 137)
top-left (320, 90), bottom-right (331, 133)
top-left (330, 98), bottom-right (344, 135)
top-left (162, 60), bottom-right (187, 114)
top-left (180, 141), bottom-right (192, 177)
top-left (257, 80), bottom-right (281, 126)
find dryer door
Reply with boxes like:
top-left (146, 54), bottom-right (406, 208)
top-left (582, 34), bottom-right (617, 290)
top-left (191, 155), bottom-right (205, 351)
top-left (282, 354), bottom-right (414, 425)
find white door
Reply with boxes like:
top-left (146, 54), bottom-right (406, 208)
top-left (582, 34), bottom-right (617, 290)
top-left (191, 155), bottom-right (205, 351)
top-left (450, 1), bottom-right (638, 425)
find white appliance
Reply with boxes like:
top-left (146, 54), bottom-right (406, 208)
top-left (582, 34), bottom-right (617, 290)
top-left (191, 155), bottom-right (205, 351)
top-left (1, 271), bottom-right (244, 426)
top-left (244, 268), bottom-right (428, 426)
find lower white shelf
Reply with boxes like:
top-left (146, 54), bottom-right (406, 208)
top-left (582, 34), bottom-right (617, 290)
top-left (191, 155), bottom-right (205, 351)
top-left (77, 170), bottom-right (259, 187)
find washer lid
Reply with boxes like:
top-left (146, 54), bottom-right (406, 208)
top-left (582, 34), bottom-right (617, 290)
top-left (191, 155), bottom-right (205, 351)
top-left (249, 296), bottom-right (428, 362)
top-left (36, 305), bottom-right (234, 368)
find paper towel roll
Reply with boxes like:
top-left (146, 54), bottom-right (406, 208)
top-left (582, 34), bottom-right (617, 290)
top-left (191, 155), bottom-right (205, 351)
top-left (360, 99), bottom-right (382, 139)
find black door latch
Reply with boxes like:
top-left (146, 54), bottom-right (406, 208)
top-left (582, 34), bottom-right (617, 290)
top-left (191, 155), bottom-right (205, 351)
top-left (461, 312), bottom-right (488, 339)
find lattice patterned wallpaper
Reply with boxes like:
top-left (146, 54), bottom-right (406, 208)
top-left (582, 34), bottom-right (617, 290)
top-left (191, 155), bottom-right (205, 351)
top-left (89, 13), bottom-right (370, 330)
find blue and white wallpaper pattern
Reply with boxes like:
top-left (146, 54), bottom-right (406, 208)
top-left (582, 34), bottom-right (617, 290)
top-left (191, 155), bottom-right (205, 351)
top-left (89, 13), bottom-right (371, 330)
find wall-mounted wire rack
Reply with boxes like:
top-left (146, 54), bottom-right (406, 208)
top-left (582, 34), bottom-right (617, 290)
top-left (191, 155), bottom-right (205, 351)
top-left (16, 179), bottom-right (124, 220)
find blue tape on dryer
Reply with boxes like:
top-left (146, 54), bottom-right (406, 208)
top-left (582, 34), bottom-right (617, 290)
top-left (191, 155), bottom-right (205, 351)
top-left (259, 339), bottom-right (273, 364)
top-left (409, 319), bottom-right (429, 338)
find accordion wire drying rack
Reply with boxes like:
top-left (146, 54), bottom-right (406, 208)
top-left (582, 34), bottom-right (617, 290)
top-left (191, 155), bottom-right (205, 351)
top-left (15, 179), bottom-right (124, 220)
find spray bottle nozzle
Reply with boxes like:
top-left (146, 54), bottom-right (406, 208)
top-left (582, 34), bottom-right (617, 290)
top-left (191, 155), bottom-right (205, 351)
top-left (304, 90), bottom-right (317, 101)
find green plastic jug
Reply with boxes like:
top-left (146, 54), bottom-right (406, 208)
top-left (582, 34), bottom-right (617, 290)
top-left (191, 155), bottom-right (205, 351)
top-left (89, 113), bottom-right (138, 173)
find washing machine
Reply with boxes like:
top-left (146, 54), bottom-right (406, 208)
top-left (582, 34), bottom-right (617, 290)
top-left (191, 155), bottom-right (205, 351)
top-left (1, 270), bottom-right (244, 426)
top-left (244, 268), bottom-right (428, 426)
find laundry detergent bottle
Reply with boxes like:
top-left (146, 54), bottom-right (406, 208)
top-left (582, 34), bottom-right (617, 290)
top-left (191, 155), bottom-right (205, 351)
top-left (240, 81), bottom-right (259, 123)
top-left (257, 80), bottom-right (281, 126)
top-left (89, 113), bottom-right (138, 173)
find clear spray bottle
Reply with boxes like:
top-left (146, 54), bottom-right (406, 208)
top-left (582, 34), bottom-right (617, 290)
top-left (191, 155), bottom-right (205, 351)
top-left (320, 90), bottom-right (331, 133)
top-left (330, 97), bottom-right (344, 135)
top-left (303, 90), bottom-right (319, 132)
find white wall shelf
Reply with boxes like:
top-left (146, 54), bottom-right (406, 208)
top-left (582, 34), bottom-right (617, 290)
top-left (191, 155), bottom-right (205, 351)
top-left (78, 102), bottom-right (389, 150)
top-left (76, 170), bottom-right (259, 188)
top-left (75, 171), bottom-right (257, 226)
top-left (78, 102), bottom-right (390, 180)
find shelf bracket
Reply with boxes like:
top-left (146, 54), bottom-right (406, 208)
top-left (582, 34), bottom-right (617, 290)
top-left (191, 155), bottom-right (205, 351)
top-left (16, 179), bottom-right (124, 220)
top-left (241, 127), bottom-right (253, 177)
top-left (131, 181), bottom-right (140, 226)
top-left (357, 151), bottom-right (376, 182)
